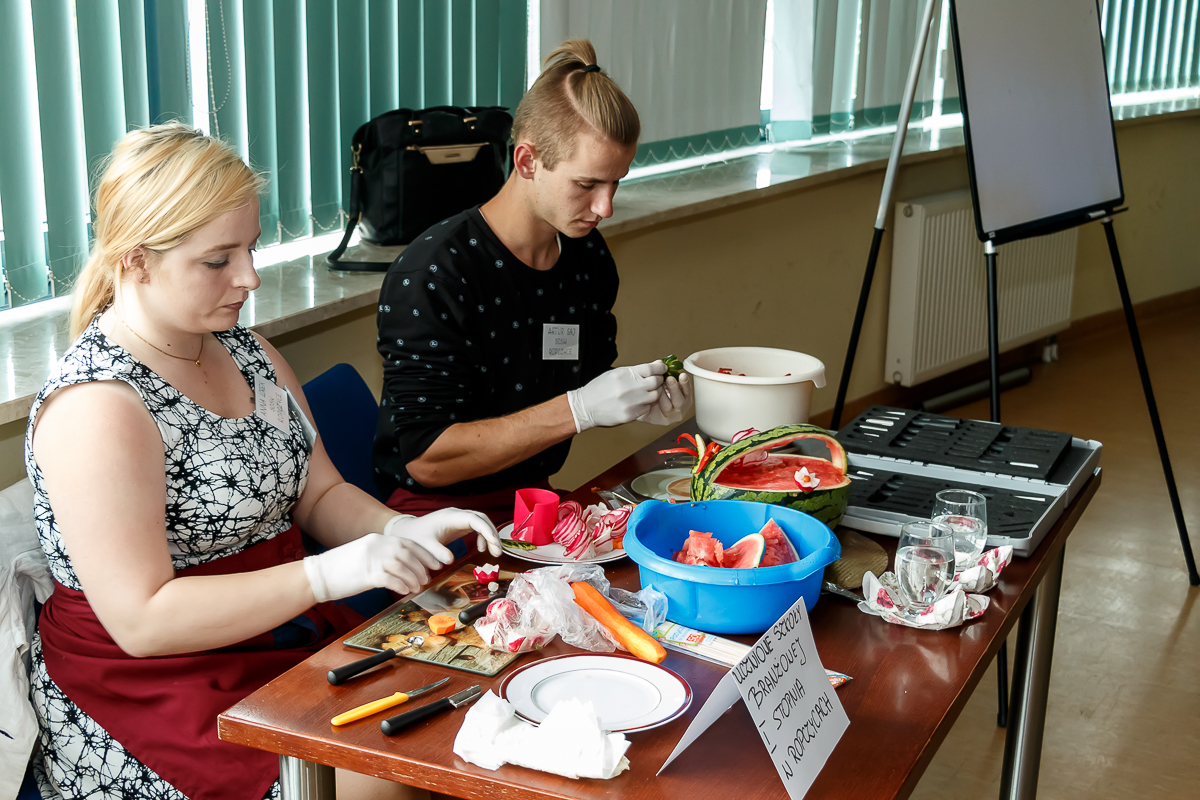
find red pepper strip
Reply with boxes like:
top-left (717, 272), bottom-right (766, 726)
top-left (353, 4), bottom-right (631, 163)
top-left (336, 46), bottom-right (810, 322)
top-left (676, 433), bottom-right (699, 449)
top-left (657, 447), bottom-right (697, 456)
top-left (693, 439), bottom-right (722, 474)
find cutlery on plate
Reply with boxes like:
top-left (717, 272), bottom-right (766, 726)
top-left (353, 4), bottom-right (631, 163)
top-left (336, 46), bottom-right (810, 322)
top-left (330, 677), bottom-right (450, 726)
top-left (380, 684), bottom-right (483, 735)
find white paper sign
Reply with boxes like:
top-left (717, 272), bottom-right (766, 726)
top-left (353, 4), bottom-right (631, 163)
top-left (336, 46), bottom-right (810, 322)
top-left (542, 323), bottom-right (580, 360)
top-left (253, 374), bottom-right (289, 432)
top-left (658, 598), bottom-right (849, 800)
top-left (732, 598), bottom-right (850, 798)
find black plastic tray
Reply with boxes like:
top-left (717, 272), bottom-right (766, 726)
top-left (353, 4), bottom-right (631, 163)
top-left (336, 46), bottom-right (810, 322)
top-left (835, 406), bottom-right (1072, 481)
top-left (844, 465), bottom-right (1054, 541)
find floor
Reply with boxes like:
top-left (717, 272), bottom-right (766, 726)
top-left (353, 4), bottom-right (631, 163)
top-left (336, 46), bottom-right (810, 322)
top-left (908, 303), bottom-right (1200, 799)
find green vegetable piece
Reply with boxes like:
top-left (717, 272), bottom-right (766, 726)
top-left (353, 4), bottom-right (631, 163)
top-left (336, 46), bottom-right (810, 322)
top-left (502, 538), bottom-right (538, 551)
top-left (662, 354), bottom-right (685, 379)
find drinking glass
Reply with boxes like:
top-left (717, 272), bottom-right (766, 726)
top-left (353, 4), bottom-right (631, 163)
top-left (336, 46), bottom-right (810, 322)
top-left (894, 521), bottom-right (956, 610)
top-left (933, 489), bottom-right (989, 571)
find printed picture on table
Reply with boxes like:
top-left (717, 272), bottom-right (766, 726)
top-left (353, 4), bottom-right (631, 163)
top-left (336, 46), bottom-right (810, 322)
top-left (343, 565), bottom-right (520, 677)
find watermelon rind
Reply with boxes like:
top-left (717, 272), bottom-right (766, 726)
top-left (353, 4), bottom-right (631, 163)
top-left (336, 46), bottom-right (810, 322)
top-left (723, 533), bottom-right (766, 569)
top-left (690, 424), bottom-right (850, 528)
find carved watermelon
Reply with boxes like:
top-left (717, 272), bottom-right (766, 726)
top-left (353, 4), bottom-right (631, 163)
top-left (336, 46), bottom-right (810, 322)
top-left (690, 424), bottom-right (851, 528)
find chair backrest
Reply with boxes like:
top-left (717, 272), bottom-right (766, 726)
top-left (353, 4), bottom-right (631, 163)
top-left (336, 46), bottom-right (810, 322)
top-left (301, 363), bottom-right (383, 500)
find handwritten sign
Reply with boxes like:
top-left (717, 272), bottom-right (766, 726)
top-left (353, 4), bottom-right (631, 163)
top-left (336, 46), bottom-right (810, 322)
top-left (731, 598), bottom-right (849, 798)
top-left (658, 598), bottom-right (848, 800)
top-left (542, 323), bottom-right (580, 360)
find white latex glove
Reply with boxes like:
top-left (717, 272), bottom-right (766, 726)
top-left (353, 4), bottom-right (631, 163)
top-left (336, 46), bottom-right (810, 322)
top-left (303, 533), bottom-right (441, 602)
top-left (637, 372), bottom-right (693, 427)
top-left (384, 508), bottom-right (502, 563)
top-left (566, 361), bottom-right (666, 433)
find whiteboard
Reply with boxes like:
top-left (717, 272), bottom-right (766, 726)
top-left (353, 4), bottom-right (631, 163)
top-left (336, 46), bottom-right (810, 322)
top-left (950, 0), bottom-right (1123, 243)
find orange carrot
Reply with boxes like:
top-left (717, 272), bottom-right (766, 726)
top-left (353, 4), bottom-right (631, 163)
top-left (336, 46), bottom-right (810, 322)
top-left (570, 582), bottom-right (667, 664)
top-left (428, 614), bottom-right (457, 635)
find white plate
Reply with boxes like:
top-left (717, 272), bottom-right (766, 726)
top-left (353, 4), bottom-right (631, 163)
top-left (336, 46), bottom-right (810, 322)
top-left (499, 654), bottom-right (693, 733)
top-left (498, 522), bottom-right (627, 565)
top-left (630, 468), bottom-right (693, 502)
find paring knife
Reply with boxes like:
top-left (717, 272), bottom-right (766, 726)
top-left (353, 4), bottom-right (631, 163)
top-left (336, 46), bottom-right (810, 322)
top-left (380, 684), bottom-right (483, 736)
top-left (328, 640), bottom-right (415, 685)
top-left (457, 599), bottom-right (492, 625)
top-left (330, 677), bottom-right (450, 726)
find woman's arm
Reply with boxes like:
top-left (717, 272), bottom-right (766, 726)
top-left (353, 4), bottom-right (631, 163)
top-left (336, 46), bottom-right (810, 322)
top-left (32, 380), bottom-right (319, 657)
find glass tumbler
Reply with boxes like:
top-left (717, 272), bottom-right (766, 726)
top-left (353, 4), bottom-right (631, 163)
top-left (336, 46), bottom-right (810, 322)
top-left (895, 521), bottom-right (956, 610)
top-left (933, 489), bottom-right (989, 571)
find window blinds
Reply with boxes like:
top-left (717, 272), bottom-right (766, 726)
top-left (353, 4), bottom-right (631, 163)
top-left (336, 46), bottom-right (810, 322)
top-left (538, 0), bottom-right (770, 167)
top-left (1103, 0), bottom-right (1200, 94)
top-left (0, 0), bottom-right (527, 310)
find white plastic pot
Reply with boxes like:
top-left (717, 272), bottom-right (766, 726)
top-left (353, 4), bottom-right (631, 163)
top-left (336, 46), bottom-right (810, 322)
top-left (683, 347), bottom-right (826, 443)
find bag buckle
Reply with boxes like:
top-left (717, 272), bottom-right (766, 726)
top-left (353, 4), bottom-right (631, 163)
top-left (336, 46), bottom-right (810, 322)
top-left (351, 143), bottom-right (363, 173)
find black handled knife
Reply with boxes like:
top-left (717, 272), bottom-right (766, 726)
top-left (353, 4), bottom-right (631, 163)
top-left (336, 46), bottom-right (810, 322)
top-left (327, 648), bottom-right (399, 685)
top-left (380, 684), bottom-right (483, 735)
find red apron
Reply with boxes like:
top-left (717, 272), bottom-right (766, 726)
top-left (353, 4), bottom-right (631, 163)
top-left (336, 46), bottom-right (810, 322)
top-left (386, 481), bottom-right (555, 527)
top-left (37, 525), bottom-right (363, 800)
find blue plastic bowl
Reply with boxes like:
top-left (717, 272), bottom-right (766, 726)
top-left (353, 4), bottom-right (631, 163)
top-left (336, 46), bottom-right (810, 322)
top-left (623, 500), bottom-right (841, 634)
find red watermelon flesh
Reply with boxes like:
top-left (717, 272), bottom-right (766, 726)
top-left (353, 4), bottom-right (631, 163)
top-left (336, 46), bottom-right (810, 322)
top-left (673, 530), bottom-right (725, 567)
top-left (759, 519), bottom-right (799, 567)
top-left (715, 454), bottom-right (850, 492)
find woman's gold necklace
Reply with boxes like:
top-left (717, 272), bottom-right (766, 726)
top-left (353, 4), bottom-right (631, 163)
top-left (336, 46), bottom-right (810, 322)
top-left (121, 319), bottom-right (204, 367)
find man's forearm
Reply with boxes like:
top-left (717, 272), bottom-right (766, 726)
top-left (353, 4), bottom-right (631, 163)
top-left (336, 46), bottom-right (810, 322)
top-left (405, 395), bottom-right (578, 487)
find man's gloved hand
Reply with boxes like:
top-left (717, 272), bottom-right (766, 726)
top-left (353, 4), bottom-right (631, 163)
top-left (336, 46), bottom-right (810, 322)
top-left (566, 361), bottom-right (666, 433)
top-left (637, 372), bottom-right (693, 427)
top-left (303, 533), bottom-right (441, 602)
top-left (383, 508), bottom-right (502, 563)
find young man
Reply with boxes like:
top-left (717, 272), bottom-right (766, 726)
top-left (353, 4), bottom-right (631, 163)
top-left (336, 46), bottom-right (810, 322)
top-left (373, 39), bottom-right (691, 521)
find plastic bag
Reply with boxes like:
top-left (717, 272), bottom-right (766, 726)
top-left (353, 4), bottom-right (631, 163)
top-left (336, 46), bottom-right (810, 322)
top-left (475, 564), bottom-right (619, 654)
top-left (607, 585), bottom-right (669, 634)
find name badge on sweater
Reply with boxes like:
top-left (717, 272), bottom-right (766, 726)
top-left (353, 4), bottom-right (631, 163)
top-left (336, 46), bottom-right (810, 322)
top-left (254, 374), bottom-right (289, 431)
top-left (542, 324), bottom-right (580, 361)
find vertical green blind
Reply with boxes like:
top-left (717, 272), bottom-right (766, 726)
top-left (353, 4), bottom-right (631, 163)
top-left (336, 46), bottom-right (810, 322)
top-left (0, 0), bottom-right (526, 309)
top-left (1103, 0), bottom-right (1200, 94)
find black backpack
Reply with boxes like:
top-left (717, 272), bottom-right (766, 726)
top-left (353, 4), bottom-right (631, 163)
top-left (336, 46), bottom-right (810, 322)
top-left (326, 106), bottom-right (513, 271)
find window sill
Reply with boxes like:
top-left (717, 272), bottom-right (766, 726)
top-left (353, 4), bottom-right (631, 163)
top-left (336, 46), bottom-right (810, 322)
top-left (2, 99), bottom-right (1195, 428)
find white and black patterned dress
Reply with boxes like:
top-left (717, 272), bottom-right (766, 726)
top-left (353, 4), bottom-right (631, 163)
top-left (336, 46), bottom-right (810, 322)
top-left (25, 321), bottom-right (308, 800)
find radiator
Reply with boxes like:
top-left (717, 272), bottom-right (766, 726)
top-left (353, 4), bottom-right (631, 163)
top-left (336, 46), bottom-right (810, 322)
top-left (885, 190), bottom-right (1077, 387)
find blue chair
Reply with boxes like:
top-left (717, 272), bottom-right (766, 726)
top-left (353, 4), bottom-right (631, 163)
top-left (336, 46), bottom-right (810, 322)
top-left (301, 363), bottom-right (384, 501)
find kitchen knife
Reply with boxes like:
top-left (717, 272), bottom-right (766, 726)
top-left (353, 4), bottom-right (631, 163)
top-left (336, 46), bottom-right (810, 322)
top-left (327, 646), bottom-right (403, 685)
top-left (330, 676), bottom-right (450, 726)
top-left (457, 599), bottom-right (492, 625)
top-left (380, 684), bottom-right (483, 736)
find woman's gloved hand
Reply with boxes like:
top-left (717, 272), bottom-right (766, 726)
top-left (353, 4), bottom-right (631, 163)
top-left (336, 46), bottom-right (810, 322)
top-left (383, 508), bottom-right (502, 563)
top-left (302, 533), bottom-right (441, 602)
top-left (566, 361), bottom-right (667, 432)
top-left (637, 373), bottom-right (693, 427)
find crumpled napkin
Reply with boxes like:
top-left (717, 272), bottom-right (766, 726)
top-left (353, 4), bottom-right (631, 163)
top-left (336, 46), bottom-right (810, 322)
top-left (856, 546), bottom-right (1013, 631)
top-left (453, 691), bottom-right (631, 780)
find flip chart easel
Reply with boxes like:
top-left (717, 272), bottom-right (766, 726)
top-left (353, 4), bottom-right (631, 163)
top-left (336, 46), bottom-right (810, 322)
top-left (826, 0), bottom-right (1198, 743)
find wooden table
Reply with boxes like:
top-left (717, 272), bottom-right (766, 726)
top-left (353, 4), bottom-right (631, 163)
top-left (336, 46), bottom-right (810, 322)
top-left (219, 429), bottom-right (1100, 800)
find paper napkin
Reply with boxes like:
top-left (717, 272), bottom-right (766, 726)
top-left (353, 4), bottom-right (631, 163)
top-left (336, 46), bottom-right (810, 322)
top-left (453, 691), bottom-right (631, 780)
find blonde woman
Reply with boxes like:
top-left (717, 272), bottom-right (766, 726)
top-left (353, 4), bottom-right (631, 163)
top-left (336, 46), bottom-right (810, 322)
top-left (26, 124), bottom-right (500, 800)
top-left (375, 39), bottom-right (692, 522)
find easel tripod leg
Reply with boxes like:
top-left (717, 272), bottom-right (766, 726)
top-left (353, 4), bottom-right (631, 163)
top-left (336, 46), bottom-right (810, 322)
top-left (1101, 220), bottom-right (1199, 585)
top-left (985, 241), bottom-right (1010, 728)
top-left (831, 227), bottom-right (885, 430)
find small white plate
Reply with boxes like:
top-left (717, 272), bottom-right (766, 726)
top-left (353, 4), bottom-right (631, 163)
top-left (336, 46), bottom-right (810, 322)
top-left (499, 654), bottom-right (693, 733)
top-left (630, 468), bottom-right (693, 502)
top-left (498, 522), bottom-right (627, 565)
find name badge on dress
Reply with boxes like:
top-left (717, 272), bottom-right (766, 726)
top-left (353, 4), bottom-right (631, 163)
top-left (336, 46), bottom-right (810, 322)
top-left (285, 386), bottom-right (317, 454)
top-left (542, 323), bottom-right (580, 361)
top-left (254, 374), bottom-right (290, 432)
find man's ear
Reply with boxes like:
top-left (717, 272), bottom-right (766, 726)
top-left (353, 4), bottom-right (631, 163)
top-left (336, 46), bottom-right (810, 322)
top-left (512, 141), bottom-right (538, 180)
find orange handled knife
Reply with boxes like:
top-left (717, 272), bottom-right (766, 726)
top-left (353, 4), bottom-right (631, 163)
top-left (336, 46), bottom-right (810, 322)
top-left (330, 677), bottom-right (449, 726)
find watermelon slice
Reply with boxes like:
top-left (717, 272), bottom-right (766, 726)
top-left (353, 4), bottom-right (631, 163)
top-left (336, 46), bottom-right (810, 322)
top-left (673, 530), bottom-right (725, 567)
top-left (722, 533), bottom-right (766, 569)
top-left (759, 519), bottom-right (799, 567)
